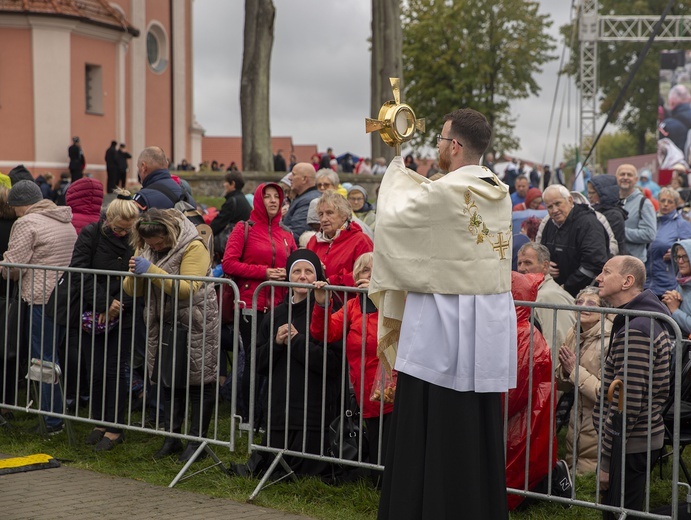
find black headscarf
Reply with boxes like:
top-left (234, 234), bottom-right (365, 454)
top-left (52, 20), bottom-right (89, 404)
top-left (286, 249), bottom-right (326, 282)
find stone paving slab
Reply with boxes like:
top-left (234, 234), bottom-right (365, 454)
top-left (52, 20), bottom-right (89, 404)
top-left (0, 455), bottom-right (313, 520)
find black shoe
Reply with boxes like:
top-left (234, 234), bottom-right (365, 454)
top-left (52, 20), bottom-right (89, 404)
top-left (85, 428), bottom-right (106, 445)
top-left (178, 442), bottom-right (208, 463)
top-left (153, 438), bottom-right (183, 459)
top-left (553, 460), bottom-right (573, 504)
top-left (94, 434), bottom-right (124, 452)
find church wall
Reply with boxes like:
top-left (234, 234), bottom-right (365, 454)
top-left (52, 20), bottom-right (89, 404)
top-left (0, 0), bottom-right (195, 181)
top-left (144, 2), bottom-right (173, 156)
top-left (112, 0), bottom-right (133, 151)
top-left (184, 0), bottom-right (194, 163)
top-left (0, 28), bottom-right (34, 166)
top-left (70, 33), bottom-right (118, 175)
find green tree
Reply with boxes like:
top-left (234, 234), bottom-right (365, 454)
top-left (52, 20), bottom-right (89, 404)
top-left (561, 1), bottom-right (691, 155)
top-left (401, 0), bottom-right (556, 154)
top-left (595, 130), bottom-right (657, 168)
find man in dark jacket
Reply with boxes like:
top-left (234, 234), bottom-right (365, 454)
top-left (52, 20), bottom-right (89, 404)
top-left (210, 171), bottom-right (252, 235)
top-left (542, 165), bottom-right (552, 188)
top-left (588, 174), bottom-right (628, 255)
top-left (540, 185), bottom-right (610, 297)
top-left (273, 149), bottom-right (287, 172)
top-left (116, 143), bottom-right (131, 189)
top-left (105, 141), bottom-right (119, 193)
top-left (593, 255), bottom-right (672, 516)
top-left (133, 146), bottom-right (196, 211)
top-left (68, 137), bottom-right (85, 182)
top-left (282, 162), bottom-right (320, 243)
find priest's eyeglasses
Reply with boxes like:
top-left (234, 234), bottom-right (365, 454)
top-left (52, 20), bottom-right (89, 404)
top-left (436, 134), bottom-right (462, 147)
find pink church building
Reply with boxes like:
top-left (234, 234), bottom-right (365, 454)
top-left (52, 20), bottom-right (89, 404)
top-left (0, 0), bottom-right (202, 186)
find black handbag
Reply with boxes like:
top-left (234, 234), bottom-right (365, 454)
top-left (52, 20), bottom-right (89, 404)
top-left (45, 271), bottom-right (82, 326)
top-left (158, 322), bottom-right (189, 389)
top-left (555, 390), bottom-right (575, 433)
top-left (213, 224), bottom-right (233, 261)
top-left (328, 396), bottom-right (369, 462)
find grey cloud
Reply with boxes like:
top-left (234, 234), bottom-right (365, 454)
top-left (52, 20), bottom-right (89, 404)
top-left (194, 0), bottom-right (579, 161)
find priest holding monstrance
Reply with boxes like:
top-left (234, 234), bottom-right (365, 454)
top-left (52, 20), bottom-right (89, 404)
top-left (367, 83), bottom-right (517, 519)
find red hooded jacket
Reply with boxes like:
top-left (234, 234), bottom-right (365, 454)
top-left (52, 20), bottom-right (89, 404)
top-left (222, 183), bottom-right (296, 310)
top-left (65, 177), bottom-right (104, 235)
top-left (505, 271), bottom-right (557, 510)
top-left (310, 295), bottom-right (393, 419)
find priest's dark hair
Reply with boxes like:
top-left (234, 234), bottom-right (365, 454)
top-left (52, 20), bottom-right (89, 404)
top-left (443, 108), bottom-right (492, 158)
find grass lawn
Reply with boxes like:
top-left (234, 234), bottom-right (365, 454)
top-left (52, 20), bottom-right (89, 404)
top-left (196, 195), bottom-right (226, 212)
top-left (0, 403), bottom-right (685, 520)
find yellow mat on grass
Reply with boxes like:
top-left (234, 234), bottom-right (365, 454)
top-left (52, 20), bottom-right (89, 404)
top-left (0, 454), bottom-right (60, 474)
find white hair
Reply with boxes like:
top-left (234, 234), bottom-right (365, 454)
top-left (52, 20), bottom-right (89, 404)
top-left (544, 184), bottom-right (571, 200)
top-left (669, 84), bottom-right (691, 104)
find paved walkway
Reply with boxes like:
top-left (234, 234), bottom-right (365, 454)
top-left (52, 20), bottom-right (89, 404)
top-left (0, 454), bottom-right (313, 520)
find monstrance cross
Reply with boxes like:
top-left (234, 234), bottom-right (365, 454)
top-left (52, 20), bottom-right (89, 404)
top-left (365, 78), bottom-right (426, 156)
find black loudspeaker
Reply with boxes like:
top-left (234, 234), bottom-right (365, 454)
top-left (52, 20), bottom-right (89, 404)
top-left (661, 50), bottom-right (686, 70)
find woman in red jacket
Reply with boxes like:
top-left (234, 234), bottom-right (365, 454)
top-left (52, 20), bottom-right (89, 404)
top-left (311, 252), bottom-right (393, 474)
top-left (306, 191), bottom-right (373, 307)
top-left (222, 182), bottom-right (296, 421)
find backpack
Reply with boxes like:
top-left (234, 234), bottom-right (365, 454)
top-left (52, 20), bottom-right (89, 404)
top-left (213, 195), bottom-right (238, 262)
top-left (149, 182), bottom-right (214, 261)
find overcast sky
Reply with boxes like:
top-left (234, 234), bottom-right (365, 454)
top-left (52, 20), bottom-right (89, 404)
top-left (193, 1), bottom-right (577, 164)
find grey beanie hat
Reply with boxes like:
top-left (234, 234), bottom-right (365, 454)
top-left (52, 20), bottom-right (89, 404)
top-left (8, 180), bottom-right (43, 207)
top-left (347, 185), bottom-right (368, 199)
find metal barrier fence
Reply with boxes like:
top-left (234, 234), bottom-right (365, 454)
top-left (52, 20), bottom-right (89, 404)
top-left (0, 263), bottom-right (688, 518)
top-left (244, 281), bottom-right (386, 499)
top-left (515, 299), bottom-right (686, 519)
top-left (243, 282), bottom-right (688, 518)
top-left (0, 262), bottom-right (242, 485)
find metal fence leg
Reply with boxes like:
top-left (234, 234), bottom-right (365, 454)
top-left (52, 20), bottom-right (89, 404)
top-left (247, 450), bottom-right (296, 502)
top-left (29, 382), bottom-right (47, 435)
top-left (168, 441), bottom-right (229, 488)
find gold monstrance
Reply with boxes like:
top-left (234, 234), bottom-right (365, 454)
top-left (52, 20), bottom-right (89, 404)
top-left (365, 78), bottom-right (425, 156)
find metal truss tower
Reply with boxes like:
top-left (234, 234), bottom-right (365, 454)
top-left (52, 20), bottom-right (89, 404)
top-left (578, 0), bottom-right (691, 170)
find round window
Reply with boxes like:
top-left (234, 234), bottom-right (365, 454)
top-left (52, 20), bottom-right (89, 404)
top-left (146, 23), bottom-right (168, 73)
top-left (147, 32), bottom-right (159, 66)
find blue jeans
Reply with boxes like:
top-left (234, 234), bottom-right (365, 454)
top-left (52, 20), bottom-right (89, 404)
top-left (31, 305), bottom-right (65, 428)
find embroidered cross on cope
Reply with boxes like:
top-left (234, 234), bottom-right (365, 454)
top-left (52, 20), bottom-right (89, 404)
top-left (491, 232), bottom-right (510, 260)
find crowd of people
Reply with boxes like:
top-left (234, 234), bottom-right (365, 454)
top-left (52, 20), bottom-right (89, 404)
top-left (0, 120), bottom-right (686, 517)
top-left (505, 158), bottom-right (681, 517)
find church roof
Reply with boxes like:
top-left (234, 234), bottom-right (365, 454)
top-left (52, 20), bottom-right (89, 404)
top-left (0, 0), bottom-right (139, 36)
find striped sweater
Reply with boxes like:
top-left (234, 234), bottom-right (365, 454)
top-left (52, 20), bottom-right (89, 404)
top-left (593, 289), bottom-right (672, 473)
